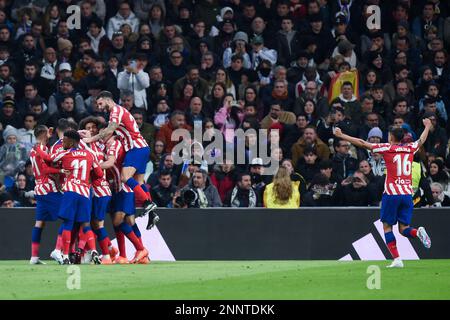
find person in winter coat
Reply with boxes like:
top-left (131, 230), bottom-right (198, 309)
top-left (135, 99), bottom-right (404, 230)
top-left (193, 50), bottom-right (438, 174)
top-left (150, 169), bottom-right (177, 207)
top-left (0, 125), bottom-right (28, 178)
top-left (224, 172), bottom-right (261, 207)
top-left (331, 138), bottom-right (358, 179)
top-left (117, 54), bottom-right (150, 110)
top-left (210, 161), bottom-right (236, 203)
top-left (181, 169), bottom-right (222, 207)
top-left (106, 2), bottom-right (139, 39)
top-left (214, 94), bottom-right (244, 145)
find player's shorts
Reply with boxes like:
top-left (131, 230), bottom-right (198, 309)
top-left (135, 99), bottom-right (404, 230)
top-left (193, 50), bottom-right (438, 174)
top-left (58, 191), bottom-right (92, 223)
top-left (380, 194), bottom-right (414, 226)
top-left (123, 146), bottom-right (150, 174)
top-left (92, 196), bottom-right (112, 221)
top-left (35, 192), bottom-right (63, 221)
top-left (111, 191), bottom-right (135, 216)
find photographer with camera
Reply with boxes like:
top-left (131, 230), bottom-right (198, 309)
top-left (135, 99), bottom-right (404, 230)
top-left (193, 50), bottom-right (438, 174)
top-left (175, 169), bottom-right (222, 208)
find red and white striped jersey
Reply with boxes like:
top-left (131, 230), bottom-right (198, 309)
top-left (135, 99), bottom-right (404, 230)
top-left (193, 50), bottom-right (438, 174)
top-left (50, 139), bottom-right (64, 154)
top-left (105, 138), bottom-right (133, 193)
top-left (30, 145), bottom-right (60, 195)
top-left (49, 148), bottom-right (103, 199)
top-left (109, 104), bottom-right (148, 152)
top-left (79, 140), bottom-right (111, 197)
top-left (372, 141), bottom-right (419, 195)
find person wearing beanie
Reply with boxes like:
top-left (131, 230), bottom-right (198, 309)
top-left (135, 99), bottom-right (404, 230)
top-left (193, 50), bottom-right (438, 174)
top-left (0, 125), bottom-right (28, 178)
top-left (367, 126), bottom-right (383, 143)
top-left (0, 97), bottom-right (22, 129)
top-left (222, 31), bottom-right (252, 69)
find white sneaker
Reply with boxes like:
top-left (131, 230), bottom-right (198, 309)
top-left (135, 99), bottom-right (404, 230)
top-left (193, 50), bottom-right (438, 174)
top-left (82, 251), bottom-right (92, 264)
top-left (50, 250), bottom-right (63, 265)
top-left (30, 257), bottom-right (46, 265)
top-left (417, 227), bottom-right (431, 249)
top-left (386, 258), bottom-right (404, 268)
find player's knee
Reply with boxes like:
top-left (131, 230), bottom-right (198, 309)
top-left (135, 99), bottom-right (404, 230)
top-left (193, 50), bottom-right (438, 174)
top-left (35, 221), bottom-right (45, 228)
top-left (113, 213), bottom-right (125, 227)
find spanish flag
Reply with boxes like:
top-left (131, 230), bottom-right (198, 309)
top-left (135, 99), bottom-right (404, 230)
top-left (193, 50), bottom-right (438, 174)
top-left (328, 69), bottom-right (360, 104)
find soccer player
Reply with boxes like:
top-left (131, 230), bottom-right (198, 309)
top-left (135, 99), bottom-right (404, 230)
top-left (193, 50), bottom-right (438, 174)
top-left (334, 118), bottom-right (433, 268)
top-left (78, 117), bottom-right (118, 264)
top-left (83, 91), bottom-right (159, 230)
top-left (37, 130), bottom-right (104, 265)
top-left (103, 134), bottom-right (149, 264)
top-left (29, 125), bottom-right (67, 264)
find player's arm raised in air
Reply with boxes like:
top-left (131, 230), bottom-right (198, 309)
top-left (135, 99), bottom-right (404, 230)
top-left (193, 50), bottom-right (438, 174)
top-left (84, 122), bottom-right (119, 144)
top-left (333, 127), bottom-right (374, 150)
top-left (416, 118), bottom-right (433, 148)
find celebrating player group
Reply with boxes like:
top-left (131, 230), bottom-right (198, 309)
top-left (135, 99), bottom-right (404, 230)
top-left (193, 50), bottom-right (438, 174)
top-left (29, 91), bottom-right (159, 265)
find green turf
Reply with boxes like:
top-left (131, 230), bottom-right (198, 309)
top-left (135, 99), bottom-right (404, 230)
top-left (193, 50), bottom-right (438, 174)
top-left (0, 260), bottom-right (449, 300)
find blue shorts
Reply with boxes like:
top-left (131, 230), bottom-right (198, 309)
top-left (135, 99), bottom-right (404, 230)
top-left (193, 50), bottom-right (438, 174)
top-left (92, 196), bottom-right (112, 221)
top-left (123, 146), bottom-right (150, 174)
top-left (35, 193), bottom-right (62, 222)
top-left (111, 191), bottom-right (135, 216)
top-left (58, 192), bottom-right (92, 223)
top-left (380, 194), bottom-right (414, 226)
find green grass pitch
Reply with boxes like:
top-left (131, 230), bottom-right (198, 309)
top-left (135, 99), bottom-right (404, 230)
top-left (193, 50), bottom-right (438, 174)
top-left (0, 260), bottom-right (449, 299)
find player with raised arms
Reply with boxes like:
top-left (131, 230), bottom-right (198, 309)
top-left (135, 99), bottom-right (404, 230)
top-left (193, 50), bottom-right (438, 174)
top-left (334, 118), bottom-right (433, 268)
top-left (83, 91), bottom-right (159, 230)
top-left (37, 130), bottom-right (104, 265)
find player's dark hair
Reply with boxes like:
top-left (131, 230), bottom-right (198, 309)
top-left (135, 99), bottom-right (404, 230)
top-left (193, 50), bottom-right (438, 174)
top-left (79, 116), bottom-right (101, 130)
top-left (96, 91), bottom-right (114, 100)
top-left (57, 118), bottom-right (78, 132)
top-left (34, 125), bottom-right (48, 138)
top-left (389, 126), bottom-right (405, 142)
top-left (64, 130), bottom-right (81, 142)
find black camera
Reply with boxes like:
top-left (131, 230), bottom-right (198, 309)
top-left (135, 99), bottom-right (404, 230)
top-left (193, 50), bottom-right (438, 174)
top-left (175, 189), bottom-right (198, 208)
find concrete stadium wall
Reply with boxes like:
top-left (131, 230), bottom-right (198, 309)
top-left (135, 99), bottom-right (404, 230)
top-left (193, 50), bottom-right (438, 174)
top-left (0, 208), bottom-right (449, 260)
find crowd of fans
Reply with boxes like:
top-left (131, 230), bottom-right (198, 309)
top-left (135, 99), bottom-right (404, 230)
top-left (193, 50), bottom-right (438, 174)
top-left (0, 0), bottom-right (449, 208)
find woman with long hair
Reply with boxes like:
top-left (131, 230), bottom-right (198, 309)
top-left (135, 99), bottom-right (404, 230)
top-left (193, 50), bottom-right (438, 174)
top-left (427, 159), bottom-right (450, 194)
top-left (173, 83), bottom-right (195, 112)
top-left (214, 94), bottom-right (244, 145)
top-left (206, 82), bottom-right (227, 113)
top-left (214, 67), bottom-right (236, 98)
top-left (42, 3), bottom-right (61, 37)
top-left (263, 166), bottom-right (300, 208)
top-left (302, 99), bottom-right (319, 127)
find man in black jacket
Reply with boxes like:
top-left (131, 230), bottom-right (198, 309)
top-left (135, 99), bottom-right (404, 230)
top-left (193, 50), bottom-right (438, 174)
top-left (331, 138), bottom-right (358, 179)
top-left (150, 170), bottom-right (177, 207)
top-left (224, 173), bottom-right (261, 207)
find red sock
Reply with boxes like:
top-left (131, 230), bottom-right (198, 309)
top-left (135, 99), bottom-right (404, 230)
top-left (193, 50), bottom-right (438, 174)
top-left (125, 231), bottom-right (144, 251)
top-left (387, 241), bottom-right (400, 259)
top-left (31, 243), bottom-right (40, 257)
top-left (83, 230), bottom-right (97, 251)
top-left (70, 228), bottom-right (78, 253)
top-left (99, 237), bottom-right (110, 255)
top-left (55, 235), bottom-right (63, 251)
top-left (410, 229), bottom-right (418, 238)
top-left (62, 230), bottom-right (72, 255)
top-left (132, 185), bottom-right (150, 202)
top-left (116, 230), bottom-right (126, 257)
top-left (78, 229), bottom-right (87, 251)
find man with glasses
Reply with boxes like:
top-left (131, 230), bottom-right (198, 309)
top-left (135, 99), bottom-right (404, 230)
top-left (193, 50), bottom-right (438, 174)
top-left (331, 138), bottom-right (358, 179)
top-left (294, 80), bottom-right (329, 118)
top-left (163, 50), bottom-right (187, 84)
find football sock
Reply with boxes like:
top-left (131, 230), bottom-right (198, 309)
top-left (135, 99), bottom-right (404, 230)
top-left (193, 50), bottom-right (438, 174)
top-left (401, 227), bottom-right (418, 238)
top-left (385, 231), bottom-right (399, 259)
top-left (94, 227), bottom-right (110, 255)
top-left (126, 178), bottom-right (149, 202)
top-left (31, 227), bottom-right (43, 257)
top-left (82, 226), bottom-right (96, 251)
top-left (114, 226), bottom-right (126, 257)
top-left (141, 184), bottom-right (152, 201)
top-left (119, 222), bottom-right (144, 251)
top-left (55, 225), bottom-right (63, 251)
top-left (132, 223), bottom-right (143, 246)
top-left (77, 228), bottom-right (86, 251)
top-left (61, 220), bottom-right (73, 256)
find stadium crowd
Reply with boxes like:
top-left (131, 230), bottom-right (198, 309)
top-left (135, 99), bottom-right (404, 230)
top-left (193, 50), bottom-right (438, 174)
top-left (0, 0), bottom-right (450, 208)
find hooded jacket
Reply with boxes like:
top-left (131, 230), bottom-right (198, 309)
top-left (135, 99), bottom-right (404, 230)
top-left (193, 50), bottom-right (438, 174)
top-left (106, 11), bottom-right (139, 39)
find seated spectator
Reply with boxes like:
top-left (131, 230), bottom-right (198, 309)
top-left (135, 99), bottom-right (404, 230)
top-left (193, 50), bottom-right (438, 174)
top-left (147, 153), bottom-right (176, 187)
top-left (150, 170), bottom-right (177, 207)
top-left (280, 158), bottom-right (307, 202)
top-left (106, 1), bottom-right (139, 39)
top-left (260, 103), bottom-right (296, 130)
top-left (17, 113), bottom-right (37, 153)
top-left (49, 95), bottom-right (89, 127)
top-left (336, 170), bottom-right (371, 207)
top-left (224, 172), bottom-right (261, 207)
top-left (0, 125), bottom-right (28, 178)
top-left (156, 110), bottom-right (191, 153)
top-left (186, 96), bottom-right (208, 128)
top-left (296, 146), bottom-right (320, 185)
top-left (150, 98), bottom-right (171, 130)
top-left (263, 166), bottom-right (300, 208)
top-left (10, 172), bottom-right (35, 207)
top-left (302, 173), bottom-right (339, 207)
top-left (48, 77), bottom-right (86, 115)
top-left (358, 159), bottom-right (384, 206)
top-left (291, 126), bottom-right (330, 168)
top-left (331, 138), bottom-right (358, 179)
top-left (173, 65), bottom-right (209, 103)
top-left (0, 191), bottom-right (14, 207)
top-left (180, 169), bottom-right (222, 208)
top-left (430, 182), bottom-right (450, 207)
top-left (150, 140), bottom-right (165, 172)
top-left (0, 97), bottom-right (22, 129)
top-left (173, 83), bottom-right (195, 112)
top-left (427, 159), bottom-right (450, 195)
top-left (210, 161), bottom-right (236, 203)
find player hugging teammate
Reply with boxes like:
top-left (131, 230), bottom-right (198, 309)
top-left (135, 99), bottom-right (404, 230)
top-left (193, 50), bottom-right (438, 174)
top-left (29, 91), bottom-right (159, 265)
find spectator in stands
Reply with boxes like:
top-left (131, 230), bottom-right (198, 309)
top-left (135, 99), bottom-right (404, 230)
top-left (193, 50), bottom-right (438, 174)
top-left (0, 97), bottom-right (22, 129)
top-left (156, 110), bottom-right (191, 153)
top-left (106, 1), bottom-right (139, 39)
top-left (430, 181), bottom-right (450, 207)
top-left (17, 113), bottom-right (37, 153)
top-left (131, 108), bottom-right (155, 149)
top-left (0, 191), bottom-right (14, 207)
top-left (0, 125), bottom-right (28, 178)
top-left (118, 53), bottom-right (150, 109)
top-left (148, 153), bottom-right (175, 187)
top-left (263, 166), bottom-right (300, 208)
top-left (210, 160), bottom-right (236, 203)
top-left (260, 103), bottom-right (296, 130)
top-left (296, 145), bottom-right (320, 185)
top-left (224, 172), bottom-right (261, 208)
top-left (336, 170), bottom-right (371, 207)
top-left (10, 172), bottom-right (34, 207)
top-left (302, 173), bottom-right (338, 207)
top-left (150, 170), bottom-right (177, 208)
top-left (427, 159), bottom-right (450, 194)
top-left (291, 126), bottom-right (330, 168)
top-left (331, 138), bottom-right (358, 179)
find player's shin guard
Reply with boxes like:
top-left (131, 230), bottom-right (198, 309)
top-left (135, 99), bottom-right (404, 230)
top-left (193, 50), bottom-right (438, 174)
top-left (82, 226), bottom-right (97, 251)
top-left (131, 223), bottom-right (143, 246)
top-left (126, 178), bottom-right (150, 202)
top-left (401, 227), bottom-right (418, 238)
top-left (94, 227), bottom-right (110, 255)
top-left (119, 222), bottom-right (144, 251)
top-left (114, 226), bottom-right (126, 257)
top-left (31, 227), bottom-right (43, 258)
top-left (385, 231), bottom-right (399, 259)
